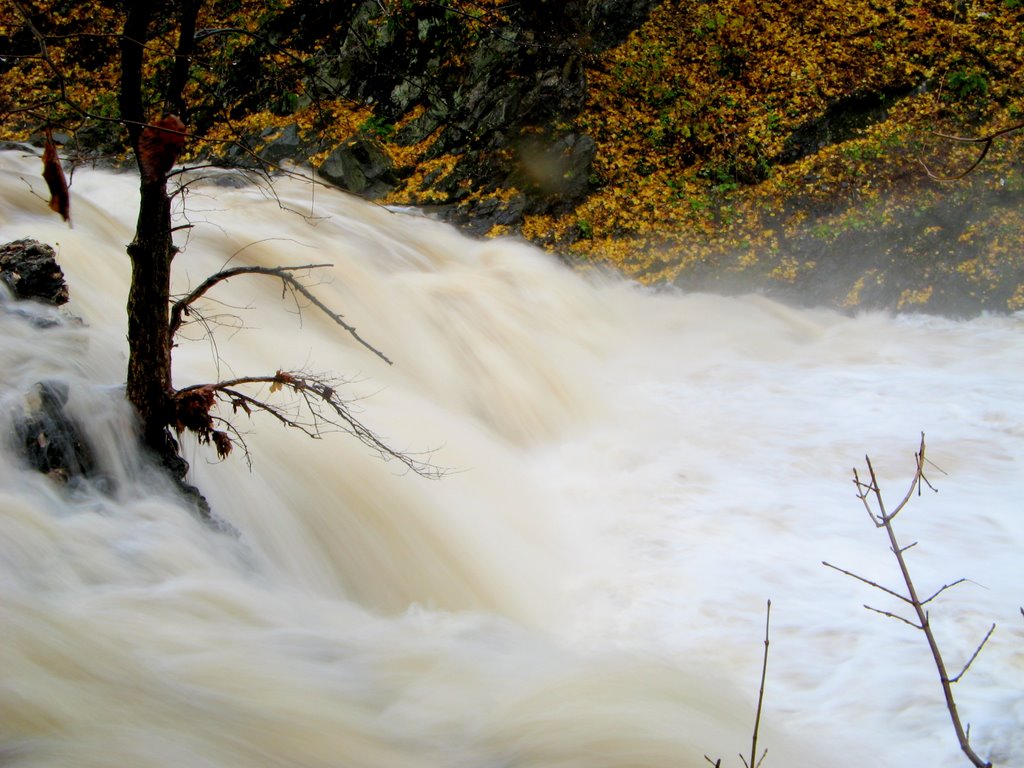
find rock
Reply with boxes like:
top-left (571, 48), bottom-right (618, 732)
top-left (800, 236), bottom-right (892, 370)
top-left (464, 194), bottom-right (530, 236)
top-left (234, 0), bottom-right (653, 228)
top-left (586, 0), bottom-right (662, 50)
top-left (154, 431), bottom-right (216, 526)
top-left (13, 381), bottom-right (96, 485)
top-left (2, 242), bottom-right (90, 483)
top-left (317, 135), bottom-right (398, 199)
top-left (0, 140), bottom-right (36, 153)
top-left (395, 107), bottom-right (445, 145)
top-left (258, 123), bottom-right (306, 167)
top-left (11, 377), bottom-right (216, 522)
top-left (0, 239), bottom-right (216, 522)
top-left (0, 239), bottom-right (69, 306)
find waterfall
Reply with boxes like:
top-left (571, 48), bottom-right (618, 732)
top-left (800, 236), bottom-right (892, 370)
top-left (1, 148), bottom-right (1021, 768)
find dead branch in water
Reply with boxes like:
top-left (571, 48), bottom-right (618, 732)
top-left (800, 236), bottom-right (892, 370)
top-left (705, 599), bottom-right (771, 768)
top-left (823, 434), bottom-right (994, 768)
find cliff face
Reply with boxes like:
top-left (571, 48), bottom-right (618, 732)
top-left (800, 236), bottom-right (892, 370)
top-left (4, 0), bottom-right (1024, 314)
top-left (220, 0), bottom-right (660, 228)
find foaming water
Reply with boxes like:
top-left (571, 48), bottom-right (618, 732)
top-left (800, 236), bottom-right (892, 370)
top-left (0, 149), bottom-right (1022, 768)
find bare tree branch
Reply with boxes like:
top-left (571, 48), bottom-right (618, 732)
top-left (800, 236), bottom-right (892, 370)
top-left (950, 624), bottom-right (996, 685)
top-left (10, 0), bottom-right (76, 115)
top-left (175, 371), bottom-right (442, 477)
top-left (920, 121), bottom-right (1024, 182)
top-left (862, 603), bottom-right (923, 630)
top-left (169, 263), bottom-right (393, 364)
top-left (822, 560), bottom-right (913, 604)
top-left (828, 434), bottom-right (994, 768)
top-left (921, 579), bottom-right (969, 606)
top-left (4, 5), bottom-right (324, 177)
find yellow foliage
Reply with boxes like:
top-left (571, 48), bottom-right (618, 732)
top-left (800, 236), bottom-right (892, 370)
top-left (1008, 284), bottom-right (1024, 312)
top-left (898, 286), bottom-right (934, 308)
top-left (6, 0), bottom-right (1024, 309)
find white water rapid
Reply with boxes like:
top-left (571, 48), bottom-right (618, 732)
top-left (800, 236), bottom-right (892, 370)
top-left (0, 148), bottom-right (1021, 768)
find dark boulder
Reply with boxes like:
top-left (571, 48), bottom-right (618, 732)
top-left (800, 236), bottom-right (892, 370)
top-left (317, 135), bottom-right (398, 199)
top-left (0, 238), bottom-right (69, 306)
top-left (13, 380), bottom-right (96, 486)
top-left (0, 243), bottom-right (93, 485)
top-left (444, 193), bottom-right (529, 237)
top-left (258, 123), bottom-right (307, 167)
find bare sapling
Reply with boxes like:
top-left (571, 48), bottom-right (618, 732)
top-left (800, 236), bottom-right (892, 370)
top-left (705, 599), bottom-right (772, 768)
top-left (823, 433), bottom-right (995, 768)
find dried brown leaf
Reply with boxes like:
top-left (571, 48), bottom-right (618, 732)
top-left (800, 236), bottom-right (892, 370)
top-left (42, 130), bottom-right (71, 224)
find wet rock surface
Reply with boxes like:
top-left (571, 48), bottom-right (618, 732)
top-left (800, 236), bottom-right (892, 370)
top-left (1, 238), bottom-right (69, 306)
top-left (1, 238), bottom-right (214, 522)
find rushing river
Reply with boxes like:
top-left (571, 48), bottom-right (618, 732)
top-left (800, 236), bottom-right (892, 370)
top-left (1, 148), bottom-right (1021, 768)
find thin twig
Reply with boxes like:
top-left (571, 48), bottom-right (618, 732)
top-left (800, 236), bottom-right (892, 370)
top-left (707, 600), bottom-right (771, 768)
top-left (822, 561), bottom-right (912, 604)
top-left (176, 372), bottom-right (443, 477)
top-left (746, 600), bottom-right (771, 768)
top-left (950, 624), bottom-right (996, 684)
top-left (922, 579), bottom-right (969, 606)
top-left (862, 604), bottom-right (923, 630)
top-left (7, 3), bottom-right (179, 138)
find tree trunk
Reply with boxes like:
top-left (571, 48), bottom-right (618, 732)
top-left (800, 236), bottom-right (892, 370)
top-left (118, 5), bottom-right (173, 454)
top-left (166, 0), bottom-right (204, 117)
top-left (125, 178), bottom-right (176, 453)
top-left (117, 1), bottom-right (203, 457)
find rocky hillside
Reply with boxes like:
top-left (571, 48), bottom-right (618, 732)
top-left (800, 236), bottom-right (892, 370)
top-left (3, 0), bottom-right (1024, 314)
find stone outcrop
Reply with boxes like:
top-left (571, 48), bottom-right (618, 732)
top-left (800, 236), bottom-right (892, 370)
top-left (205, 0), bottom-right (658, 227)
top-left (317, 135), bottom-right (398, 199)
top-left (1, 240), bottom-right (94, 485)
top-left (0, 238), bottom-right (69, 306)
